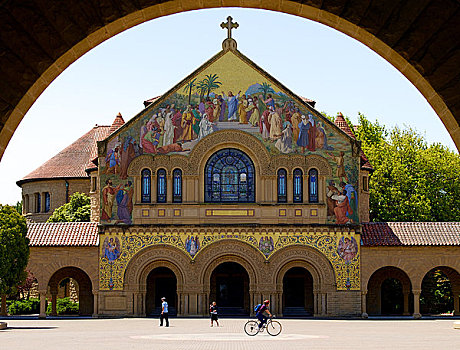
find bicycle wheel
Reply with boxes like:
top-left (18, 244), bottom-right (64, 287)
top-left (244, 320), bottom-right (259, 336)
top-left (266, 320), bottom-right (282, 336)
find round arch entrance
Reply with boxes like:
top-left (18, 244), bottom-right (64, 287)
top-left (421, 266), bottom-right (460, 316)
top-left (48, 267), bottom-right (93, 316)
top-left (210, 262), bottom-right (250, 316)
top-left (367, 266), bottom-right (413, 316)
top-left (282, 267), bottom-right (314, 317)
top-left (145, 267), bottom-right (177, 316)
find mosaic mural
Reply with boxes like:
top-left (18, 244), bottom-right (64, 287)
top-left (98, 50), bottom-right (359, 225)
top-left (99, 230), bottom-right (360, 291)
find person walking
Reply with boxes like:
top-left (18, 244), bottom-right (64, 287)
top-left (210, 301), bottom-right (219, 327)
top-left (160, 297), bottom-right (169, 327)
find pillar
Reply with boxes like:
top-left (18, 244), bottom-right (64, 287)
top-left (321, 293), bottom-right (327, 316)
top-left (403, 291), bottom-right (410, 315)
top-left (361, 291), bottom-right (368, 318)
top-left (413, 290), bottom-right (421, 319)
top-left (92, 290), bottom-right (98, 318)
top-left (51, 293), bottom-right (57, 316)
top-left (313, 291), bottom-right (319, 316)
top-left (453, 290), bottom-right (460, 316)
top-left (39, 291), bottom-right (47, 319)
top-left (287, 175), bottom-right (293, 203)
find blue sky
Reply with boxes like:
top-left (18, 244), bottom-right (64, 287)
top-left (0, 8), bottom-right (456, 205)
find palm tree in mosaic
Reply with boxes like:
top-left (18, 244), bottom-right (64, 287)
top-left (203, 74), bottom-right (222, 99)
top-left (196, 80), bottom-right (208, 101)
top-left (183, 78), bottom-right (197, 105)
top-left (258, 82), bottom-right (274, 100)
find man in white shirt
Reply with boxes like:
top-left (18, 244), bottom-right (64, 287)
top-left (160, 297), bottom-right (169, 327)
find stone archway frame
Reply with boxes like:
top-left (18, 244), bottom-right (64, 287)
top-left (122, 244), bottom-right (189, 292)
top-left (1, 1), bottom-right (458, 161)
top-left (193, 239), bottom-right (264, 315)
top-left (270, 246), bottom-right (336, 293)
top-left (33, 257), bottom-right (99, 293)
top-left (47, 266), bottom-right (94, 316)
top-left (195, 239), bottom-right (263, 293)
top-left (364, 265), bottom-right (414, 317)
top-left (366, 266), bottom-right (413, 294)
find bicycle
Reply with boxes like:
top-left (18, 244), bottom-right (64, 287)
top-left (244, 316), bottom-right (282, 336)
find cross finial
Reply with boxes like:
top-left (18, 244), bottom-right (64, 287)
top-left (221, 16), bottom-right (239, 39)
top-left (220, 16), bottom-right (239, 51)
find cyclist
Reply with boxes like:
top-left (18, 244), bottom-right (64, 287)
top-left (256, 300), bottom-right (272, 329)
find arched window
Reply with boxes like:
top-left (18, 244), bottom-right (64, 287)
top-left (293, 168), bottom-right (303, 203)
top-left (308, 168), bottom-right (318, 203)
top-left (277, 169), bottom-right (287, 203)
top-left (141, 169), bottom-right (151, 203)
top-left (157, 169), bottom-right (167, 203)
top-left (173, 169), bottom-right (182, 203)
top-left (205, 148), bottom-right (255, 203)
top-left (44, 192), bottom-right (51, 212)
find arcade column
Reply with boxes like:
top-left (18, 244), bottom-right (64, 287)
top-left (413, 289), bottom-right (422, 319)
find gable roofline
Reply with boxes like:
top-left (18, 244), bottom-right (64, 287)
top-left (99, 47), bottom-right (360, 152)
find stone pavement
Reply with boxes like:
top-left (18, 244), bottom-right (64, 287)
top-left (1, 318), bottom-right (460, 350)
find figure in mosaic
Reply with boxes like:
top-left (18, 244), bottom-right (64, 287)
top-left (103, 237), bottom-right (121, 261)
top-left (337, 237), bottom-right (358, 264)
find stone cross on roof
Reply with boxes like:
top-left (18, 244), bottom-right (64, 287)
top-left (221, 16), bottom-right (238, 51)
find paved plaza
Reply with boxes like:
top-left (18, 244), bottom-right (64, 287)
top-left (1, 318), bottom-right (460, 349)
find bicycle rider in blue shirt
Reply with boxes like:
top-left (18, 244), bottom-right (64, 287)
top-left (256, 300), bottom-right (273, 329)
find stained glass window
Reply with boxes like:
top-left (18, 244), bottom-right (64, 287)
top-left (205, 148), bottom-right (255, 203)
top-left (293, 168), bottom-right (303, 203)
top-left (277, 169), bottom-right (287, 203)
top-left (44, 192), bottom-right (50, 212)
top-left (141, 169), bottom-right (151, 203)
top-left (308, 168), bottom-right (318, 203)
top-left (157, 169), bottom-right (167, 203)
top-left (173, 169), bottom-right (182, 203)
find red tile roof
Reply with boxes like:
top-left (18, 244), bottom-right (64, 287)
top-left (361, 222), bottom-right (460, 246)
top-left (108, 112), bottom-right (125, 134)
top-left (17, 115), bottom-right (125, 185)
top-left (27, 222), bottom-right (99, 247)
top-left (334, 113), bottom-right (356, 139)
top-left (334, 113), bottom-right (373, 171)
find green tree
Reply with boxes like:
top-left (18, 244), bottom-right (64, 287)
top-left (354, 114), bottom-right (460, 222)
top-left (14, 201), bottom-right (22, 215)
top-left (258, 82), bottom-right (274, 100)
top-left (0, 204), bottom-right (29, 314)
top-left (202, 74), bottom-right (222, 98)
top-left (47, 192), bottom-right (91, 222)
top-left (183, 78), bottom-right (197, 105)
top-left (196, 80), bottom-right (207, 101)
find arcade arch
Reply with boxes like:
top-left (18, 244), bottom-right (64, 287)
top-left (366, 266), bottom-right (412, 316)
top-left (1, 2), bottom-right (459, 161)
top-left (420, 266), bottom-right (460, 315)
top-left (47, 267), bottom-right (93, 316)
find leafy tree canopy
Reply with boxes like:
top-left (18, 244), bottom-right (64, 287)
top-left (0, 204), bottom-right (29, 295)
top-left (47, 192), bottom-right (91, 222)
top-left (352, 113), bottom-right (460, 222)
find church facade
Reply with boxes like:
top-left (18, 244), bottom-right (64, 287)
top-left (19, 20), bottom-right (460, 319)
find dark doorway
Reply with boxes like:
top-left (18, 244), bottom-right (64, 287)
top-left (283, 267), bottom-right (314, 317)
top-left (381, 278), bottom-right (404, 315)
top-left (146, 267), bottom-right (177, 316)
top-left (210, 262), bottom-right (249, 316)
